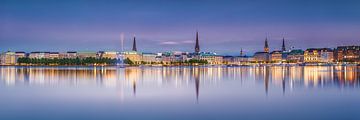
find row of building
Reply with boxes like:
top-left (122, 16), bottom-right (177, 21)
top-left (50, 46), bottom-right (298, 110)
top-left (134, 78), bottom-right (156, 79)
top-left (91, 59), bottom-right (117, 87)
top-left (1, 32), bottom-right (359, 65)
top-left (247, 38), bottom-right (359, 64)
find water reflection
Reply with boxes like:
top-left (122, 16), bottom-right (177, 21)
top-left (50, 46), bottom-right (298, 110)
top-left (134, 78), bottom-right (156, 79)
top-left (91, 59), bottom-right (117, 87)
top-left (0, 66), bottom-right (359, 100)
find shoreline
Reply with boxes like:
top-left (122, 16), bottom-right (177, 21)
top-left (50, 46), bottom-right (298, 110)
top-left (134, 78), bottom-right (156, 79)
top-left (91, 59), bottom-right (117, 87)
top-left (0, 63), bottom-right (358, 67)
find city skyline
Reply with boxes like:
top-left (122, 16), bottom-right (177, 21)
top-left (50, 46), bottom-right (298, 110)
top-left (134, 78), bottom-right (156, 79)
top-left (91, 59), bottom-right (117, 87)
top-left (1, 0), bottom-right (360, 55)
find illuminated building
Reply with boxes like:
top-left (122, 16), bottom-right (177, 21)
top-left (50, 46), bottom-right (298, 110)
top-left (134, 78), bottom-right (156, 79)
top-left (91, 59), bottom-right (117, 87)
top-left (223, 56), bottom-right (254, 65)
top-left (0, 51), bottom-right (16, 65)
top-left (15, 52), bottom-right (26, 58)
top-left (286, 49), bottom-right (304, 63)
top-left (29, 52), bottom-right (50, 59)
top-left (142, 53), bottom-right (158, 63)
top-left (304, 48), bottom-right (334, 63)
top-left (319, 48), bottom-right (334, 63)
top-left (199, 52), bottom-right (223, 65)
top-left (123, 51), bottom-right (141, 64)
top-left (77, 52), bottom-right (97, 59)
top-left (253, 52), bottom-right (269, 63)
top-left (49, 52), bottom-right (59, 59)
top-left (334, 46), bottom-right (360, 62)
top-left (66, 51), bottom-right (77, 59)
top-left (304, 49), bottom-right (319, 63)
top-left (270, 50), bottom-right (283, 63)
top-left (102, 51), bottom-right (119, 59)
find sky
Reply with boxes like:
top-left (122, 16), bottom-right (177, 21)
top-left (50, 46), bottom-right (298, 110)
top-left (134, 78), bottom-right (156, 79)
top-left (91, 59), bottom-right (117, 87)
top-left (0, 0), bottom-right (359, 55)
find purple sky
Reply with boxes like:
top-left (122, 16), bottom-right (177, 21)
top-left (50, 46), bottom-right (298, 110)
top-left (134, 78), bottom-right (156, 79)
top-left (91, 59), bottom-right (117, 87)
top-left (0, 0), bottom-right (359, 55)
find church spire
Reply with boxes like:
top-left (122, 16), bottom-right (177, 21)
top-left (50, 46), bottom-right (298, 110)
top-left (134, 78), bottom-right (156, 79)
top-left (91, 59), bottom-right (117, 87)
top-left (195, 31), bottom-right (200, 53)
top-left (132, 36), bottom-right (137, 51)
top-left (282, 37), bottom-right (286, 51)
top-left (240, 48), bottom-right (244, 56)
top-left (264, 37), bottom-right (269, 52)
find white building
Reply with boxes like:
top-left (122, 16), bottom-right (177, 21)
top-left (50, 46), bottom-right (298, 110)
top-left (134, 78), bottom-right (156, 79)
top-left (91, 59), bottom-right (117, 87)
top-left (1, 51), bottom-right (16, 65)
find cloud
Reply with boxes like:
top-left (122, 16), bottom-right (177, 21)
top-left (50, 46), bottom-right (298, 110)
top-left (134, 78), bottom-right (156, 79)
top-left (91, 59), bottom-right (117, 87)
top-left (182, 40), bottom-right (194, 44)
top-left (159, 41), bottom-right (179, 45)
top-left (159, 40), bottom-right (195, 45)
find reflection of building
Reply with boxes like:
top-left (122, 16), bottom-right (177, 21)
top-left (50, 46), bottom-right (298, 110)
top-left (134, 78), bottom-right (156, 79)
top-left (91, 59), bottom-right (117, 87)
top-left (334, 46), bottom-right (360, 62)
top-left (1, 51), bottom-right (16, 65)
top-left (125, 68), bottom-right (141, 96)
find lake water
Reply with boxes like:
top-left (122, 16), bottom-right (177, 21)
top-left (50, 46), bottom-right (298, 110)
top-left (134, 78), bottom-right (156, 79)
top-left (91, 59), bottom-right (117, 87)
top-left (0, 66), bottom-right (359, 120)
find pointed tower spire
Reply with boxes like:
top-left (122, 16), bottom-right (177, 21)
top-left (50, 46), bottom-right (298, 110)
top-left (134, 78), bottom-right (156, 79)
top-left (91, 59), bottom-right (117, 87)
top-left (240, 48), bottom-right (243, 56)
top-left (195, 31), bottom-right (200, 53)
top-left (132, 35), bottom-right (137, 51)
top-left (264, 37), bottom-right (269, 52)
top-left (282, 37), bottom-right (286, 51)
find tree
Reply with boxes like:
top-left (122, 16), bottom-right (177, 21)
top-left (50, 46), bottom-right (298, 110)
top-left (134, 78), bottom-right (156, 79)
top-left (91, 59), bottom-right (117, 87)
top-left (123, 58), bottom-right (134, 65)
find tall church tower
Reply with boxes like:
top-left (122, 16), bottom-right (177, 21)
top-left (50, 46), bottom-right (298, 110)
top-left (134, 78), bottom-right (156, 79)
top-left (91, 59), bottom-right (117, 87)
top-left (240, 48), bottom-right (244, 56)
top-left (281, 37), bottom-right (286, 51)
top-left (132, 36), bottom-right (137, 51)
top-left (264, 37), bottom-right (269, 53)
top-left (195, 31), bottom-right (200, 53)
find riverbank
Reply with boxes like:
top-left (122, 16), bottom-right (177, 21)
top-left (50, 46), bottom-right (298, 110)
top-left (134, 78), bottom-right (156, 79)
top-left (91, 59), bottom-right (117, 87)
top-left (0, 63), bottom-right (358, 67)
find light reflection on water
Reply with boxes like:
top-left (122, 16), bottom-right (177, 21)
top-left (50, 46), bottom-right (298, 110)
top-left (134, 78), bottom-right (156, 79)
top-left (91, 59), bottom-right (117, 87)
top-left (1, 66), bottom-right (358, 90)
top-left (0, 66), bottom-right (359, 120)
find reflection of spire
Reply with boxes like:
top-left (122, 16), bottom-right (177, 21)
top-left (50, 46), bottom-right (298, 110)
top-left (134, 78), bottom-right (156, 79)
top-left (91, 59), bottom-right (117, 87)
top-left (282, 67), bottom-right (286, 95)
top-left (125, 68), bottom-right (139, 97)
top-left (133, 80), bottom-right (136, 96)
top-left (265, 67), bottom-right (269, 95)
top-left (193, 68), bottom-right (200, 103)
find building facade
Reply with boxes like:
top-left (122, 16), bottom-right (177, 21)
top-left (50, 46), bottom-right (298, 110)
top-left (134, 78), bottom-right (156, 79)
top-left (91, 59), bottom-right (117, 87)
top-left (286, 49), bottom-right (304, 63)
top-left (334, 46), bottom-right (360, 62)
top-left (29, 52), bottom-right (50, 59)
top-left (304, 48), bottom-right (334, 63)
top-left (253, 52), bottom-right (269, 63)
top-left (0, 51), bottom-right (16, 65)
top-left (270, 51), bottom-right (283, 63)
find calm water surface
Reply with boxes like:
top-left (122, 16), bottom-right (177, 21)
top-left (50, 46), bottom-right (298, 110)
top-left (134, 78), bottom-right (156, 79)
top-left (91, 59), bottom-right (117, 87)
top-left (0, 66), bottom-right (359, 120)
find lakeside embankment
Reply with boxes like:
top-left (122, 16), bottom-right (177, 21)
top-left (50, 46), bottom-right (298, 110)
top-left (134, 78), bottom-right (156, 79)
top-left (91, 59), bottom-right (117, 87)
top-left (0, 63), bottom-right (359, 67)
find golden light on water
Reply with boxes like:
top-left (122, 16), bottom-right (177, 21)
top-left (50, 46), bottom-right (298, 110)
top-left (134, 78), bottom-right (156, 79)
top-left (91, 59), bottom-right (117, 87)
top-left (0, 66), bottom-right (359, 91)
